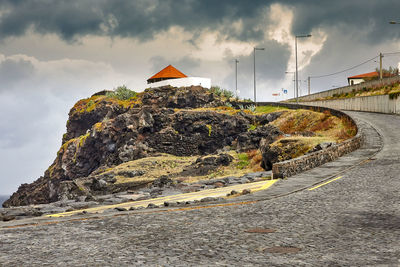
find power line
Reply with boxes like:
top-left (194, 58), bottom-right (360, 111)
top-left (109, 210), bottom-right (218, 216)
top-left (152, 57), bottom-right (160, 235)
top-left (383, 51), bottom-right (400, 56)
top-left (310, 55), bottom-right (379, 79)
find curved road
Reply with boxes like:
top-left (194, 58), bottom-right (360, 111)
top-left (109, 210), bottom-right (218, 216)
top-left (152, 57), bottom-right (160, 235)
top-left (1, 111), bottom-right (399, 266)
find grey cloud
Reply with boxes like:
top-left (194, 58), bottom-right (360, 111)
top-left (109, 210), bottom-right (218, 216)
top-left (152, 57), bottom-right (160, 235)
top-left (0, 58), bottom-right (35, 89)
top-left (149, 55), bottom-right (201, 77)
top-left (222, 39), bottom-right (291, 98)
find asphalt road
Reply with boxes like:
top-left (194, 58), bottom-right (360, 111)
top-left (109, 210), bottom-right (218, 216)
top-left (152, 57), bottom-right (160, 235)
top-left (0, 111), bottom-right (399, 266)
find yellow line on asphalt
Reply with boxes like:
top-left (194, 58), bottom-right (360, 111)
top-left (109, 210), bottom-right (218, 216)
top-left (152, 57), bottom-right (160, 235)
top-left (47, 179), bottom-right (277, 218)
top-left (308, 176), bottom-right (343, 191)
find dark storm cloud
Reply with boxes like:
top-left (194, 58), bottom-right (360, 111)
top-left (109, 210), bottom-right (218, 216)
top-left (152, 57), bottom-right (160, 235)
top-left (289, 0), bottom-right (400, 44)
top-left (0, 0), bottom-right (273, 41)
top-left (1, 1), bottom-right (399, 45)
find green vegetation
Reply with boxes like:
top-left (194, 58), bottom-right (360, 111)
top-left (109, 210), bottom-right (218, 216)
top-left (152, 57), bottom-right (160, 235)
top-left (71, 86), bottom-right (141, 115)
top-left (306, 80), bottom-right (400, 102)
top-left (210, 86), bottom-right (234, 99)
top-left (248, 124), bottom-right (257, 131)
top-left (96, 151), bottom-right (266, 186)
top-left (206, 124), bottom-right (212, 136)
top-left (271, 109), bottom-right (356, 142)
top-left (389, 91), bottom-right (400, 100)
top-left (246, 104), bottom-right (256, 113)
top-left (372, 67), bottom-right (399, 81)
top-left (237, 153), bottom-right (250, 169)
top-left (254, 105), bottom-right (288, 114)
top-left (106, 85), bottom-right (137, 100)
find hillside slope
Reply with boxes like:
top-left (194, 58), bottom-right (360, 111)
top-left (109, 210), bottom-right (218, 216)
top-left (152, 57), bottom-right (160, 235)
top-left (3, 86), bottom-right (354, 207)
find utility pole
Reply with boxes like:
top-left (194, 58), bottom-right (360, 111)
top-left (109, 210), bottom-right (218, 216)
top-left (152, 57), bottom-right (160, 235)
top-left (235, 59), bottom-right (239, 98)
top-left (295, 34), bottom-right (311, 103)
top-left (253, 47), bottom-right (265, 104)
top-left (285, 71), bottom-right (295, 99)
top-left (379, 52), bottom-right (384, 80)
top-left (295, 39), bottom-right (298, 101)
top-left (308, 76), bottom-right (311, 95)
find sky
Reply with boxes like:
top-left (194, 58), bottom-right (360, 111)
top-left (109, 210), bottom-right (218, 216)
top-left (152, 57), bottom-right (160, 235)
top-left (1, 0), bottom-right (400, 195)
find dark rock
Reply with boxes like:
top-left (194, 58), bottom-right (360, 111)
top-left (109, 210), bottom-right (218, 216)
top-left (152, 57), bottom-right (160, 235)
top-left (147, 203), bottom-right (158, 209)
top-left (213, 182), bottom-right (225, 188)
top-left (200, 197), bottom-right (218, 202)
top-left (242, 189), bottom-right (251, 195)
top-left (2, 215), bottom-right (16, 222)
top-left (179, 154), bottom-right (234, 177)
top-left (117, 170), bottom-right (145, 178)
top-left (266, 112), bottom-right (284, 123)
top-left (115, 207), bottom-right (127, 211)
top-left (308, 142), bottom-right (336, 154)
top-left (235, 125), bottom-right (282, 152)
top-left (152, 176), bottom-right (173, 188)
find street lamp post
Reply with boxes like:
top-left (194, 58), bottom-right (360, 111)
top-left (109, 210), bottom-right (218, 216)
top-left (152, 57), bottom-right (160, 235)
top-left (235, 59), bottom-right (239, 98)
top-left (254, 47), bottom-right (265, 103)
top-left (285, 71), bottom-right (295, 99)
top-left (295, 34), bottom-right (311, 103)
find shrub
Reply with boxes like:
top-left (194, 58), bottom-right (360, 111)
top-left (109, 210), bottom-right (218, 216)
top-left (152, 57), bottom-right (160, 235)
top-left (106, 85), bottom-right (137, 100)
top-left (222, 89), bottom-right (234, 99)
top-left (210, 86), bottom-right (223, 96)
top-left (246, 104), bottom-right (256, 113)
top-left (237, 153), bottom-right (250, 169)
top-left (389, 92), bottom-right (400, 100)
top-left (246, 149), bottom-right (263, 171)
top-left (248, 124), bottom-right (257, 131)
top-left (224, 102), bottom-right (233, 108)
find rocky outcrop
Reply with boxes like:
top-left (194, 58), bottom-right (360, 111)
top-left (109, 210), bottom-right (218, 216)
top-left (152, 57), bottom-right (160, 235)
top-left (4, 86), bottom-right (283, 207)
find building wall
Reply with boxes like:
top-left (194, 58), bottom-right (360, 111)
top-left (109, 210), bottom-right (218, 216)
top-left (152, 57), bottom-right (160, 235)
top-left (147, 77), bottom-right (211, 89)
top-left (348, 78), bottom-right (365, 85)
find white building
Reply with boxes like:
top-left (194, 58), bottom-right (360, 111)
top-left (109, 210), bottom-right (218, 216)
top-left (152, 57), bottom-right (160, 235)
top-left (147, 65), bottom-right (211, 89)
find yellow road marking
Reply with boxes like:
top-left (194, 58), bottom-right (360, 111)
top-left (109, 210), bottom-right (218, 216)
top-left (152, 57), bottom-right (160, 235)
top-left (3, 201), bottom-right (258, 229)
top-left (308, 176), bottom-right (343, 191)
top-left (47, 179), bottom-right (277, 218)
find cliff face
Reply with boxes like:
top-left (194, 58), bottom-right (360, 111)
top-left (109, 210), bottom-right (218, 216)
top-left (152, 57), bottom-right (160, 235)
top-left (4, 86), bottom-right (283, 207)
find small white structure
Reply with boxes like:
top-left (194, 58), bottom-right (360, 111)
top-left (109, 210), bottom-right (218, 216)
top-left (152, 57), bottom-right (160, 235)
top-left (147, 65), bottom-right (211, 89)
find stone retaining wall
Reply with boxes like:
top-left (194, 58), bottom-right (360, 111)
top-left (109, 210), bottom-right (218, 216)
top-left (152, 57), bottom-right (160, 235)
top-left (300, 94), bottom-right (400, 115)
top-left (255, 102), bottom-right (363, 179)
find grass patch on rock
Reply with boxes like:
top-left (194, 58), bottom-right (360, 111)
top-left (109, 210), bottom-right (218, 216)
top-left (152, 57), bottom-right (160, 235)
top-left (271, 109), bottom-right (356, 143)
top-left (97, 151), bottom-right (266, 187)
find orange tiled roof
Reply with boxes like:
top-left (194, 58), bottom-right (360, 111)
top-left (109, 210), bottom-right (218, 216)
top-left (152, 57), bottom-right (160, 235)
top-left (347, 71), bottom-right (394, 79)
top-left (147, 65), bottom-right (187, 82)
top-left (348, 71), bottom-right (379, 79)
